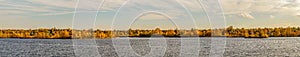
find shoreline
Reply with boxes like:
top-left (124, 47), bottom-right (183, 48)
top-left (1, 26), bottom-right (300, 39)
top-left (1, 37), bottom-right (300, 40)
top-left (0, 36), bottom-right (294, 39)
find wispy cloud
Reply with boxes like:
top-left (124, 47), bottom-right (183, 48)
top-left (1, 0), bottom-right (300, 29)
top-left (39, 11), bottom-right (74, 16)
top-left (270, 15), bottom-right (275, 19)
top-left (25, 0), bottom-right (77, 9)
top-left (239, 12), bottom-right (255, 19)
top-left (296, 12), bottom-right (300, 17)
top-left (221, 0), bottom-right (300, 19)
top-left (0, 10), bottom-right (27, 14)
top-left (1, 0), bottom-right (300, 19)
top-left (138, 13), bottom-right (168, 20)
top-left (0, 0), bottom-right (203, 17)
top-left (0, 0), bottom-right (69, 16)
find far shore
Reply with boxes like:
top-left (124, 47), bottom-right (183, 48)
top-left (1, 26), bottom-right (300, 39)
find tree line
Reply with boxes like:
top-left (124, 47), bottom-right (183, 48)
top-left (0, 26), bottom-right (300, 39)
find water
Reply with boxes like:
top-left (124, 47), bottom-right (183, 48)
top-left (1, 37), bottom-right (300, 57)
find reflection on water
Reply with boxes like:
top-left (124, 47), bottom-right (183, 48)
top-left (0, 37), bottom-right (300, 57)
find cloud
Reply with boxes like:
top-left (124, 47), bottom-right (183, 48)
top-left (239, 12), bottom-right (255, 19)
top-left (179, 0), bottom-right (202, 12)
top-left (296, 12), bottom-right (300, 17)
top-left (2, 0), bottom-right (300, 19)
top-left (221, 0), bottom-right (300, 19)
top-left (100, 0), bottom-right (202, 19)
top-left (0, 0), bottom-right (203, 17)
top-left (0, 0), bottom-right (67, 16)
top-left (270, 15), bottom-right (275, 19)
top-left (38, 10), bottom-right (109, 16)
top-left (39, 11), bottom-right (74, 16)
top-left (25, 0), bottom-right (77, 9)
top-left (0, 10), bottom-right (27, 14)
top-left (139, 13), bottom-right (167, 20)
top-left (25, 0), bottom-right (131, 11)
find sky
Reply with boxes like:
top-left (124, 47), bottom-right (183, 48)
top-left (0, 0), bottom-right (300, 30)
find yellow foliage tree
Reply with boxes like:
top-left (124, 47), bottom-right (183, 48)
top-left (165, 29), bottom-right (176, 37)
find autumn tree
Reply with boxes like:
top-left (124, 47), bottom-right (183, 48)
top-left (244, 29), bottom-right (249, 38)
top-left (63, 30), bottom-right (71, 38)
top-left (0, 30), bottom-right (3, 38)
top-left (165, 29), bottom-right (176, 37)
top-left (174, 28), bottom-right (180, 36)
top-left (197, 30), bottom-right (203, 37)
top-left (154, 28), bottom-right (163, 35)
top-left (274, 28), bottom-right (281, 37)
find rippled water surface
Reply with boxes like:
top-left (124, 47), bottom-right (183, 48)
top-left (1, 37), bottom-right (300, 57)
